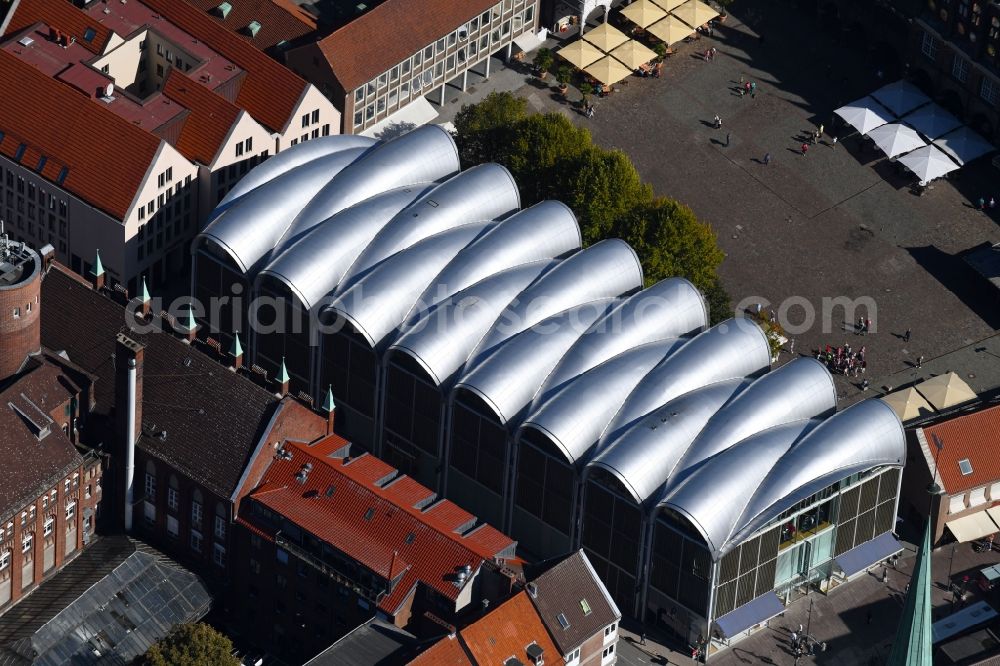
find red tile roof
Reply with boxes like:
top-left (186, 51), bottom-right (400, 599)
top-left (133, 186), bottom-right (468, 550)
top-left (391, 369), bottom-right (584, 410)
top-left (314, 0), bottom-right (495, 91)
top-left (141, 0), bottom-right (310, 133)
top-left (413, 592), bottom-right (565, 666)
top-left (162, 68), bottom-right (241, 165)
top-left (185, 0), bottom-right (316, 51)
top-left (250, 437), bottom-right (515, 616)
top-left (921, 403), bottom-right (1000, 495)
top-left (5, 0), bottom-right (114, 55)
top-left (0, 49), bottom-right (161, 219)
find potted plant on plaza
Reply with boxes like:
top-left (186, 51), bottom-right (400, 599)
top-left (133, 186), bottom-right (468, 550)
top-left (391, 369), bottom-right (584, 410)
top-left (557, 65), bottom-right (572, 96)
top-left (653, 42), bottom-right (667, 62)
top-left (579, 81), bottom-right (593, 108)
top-left (534, 48), bottom-right (554, 79)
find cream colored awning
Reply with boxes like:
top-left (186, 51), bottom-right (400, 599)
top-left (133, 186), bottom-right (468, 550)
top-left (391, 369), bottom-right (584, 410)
top-left (916, 372), bottom-right (978, 410)
top-left (647, 15), bottom-right (694, 45)
top-left (987, 505), bottom-right (1000, 525)
top-left (947, 510), bottom-right (1000, 543)
top-left (582, 22), bottom-right (629, 51)
top-left (881, 387), bottom-right (935, 422)
top-left (652, 0), bottom-right (686, 11)
top-left (671, 0), bottom-right (719, 28)
top-left (557, 39), bottom-right (605, 69)
top-left (620, 0), bottom-right (667, 28)
top-left (584, 56), bottom-right (633, 85)
top-left (609, 40), bottom-right (658, 69)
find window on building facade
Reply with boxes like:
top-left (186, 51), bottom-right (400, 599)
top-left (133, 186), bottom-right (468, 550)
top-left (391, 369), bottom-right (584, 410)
top-left (236, 142), bottom-right (244, 157)
top-left (953, 54), bottom-right (970, 82)
top-left (922, 32), bottom-right (938, 59)
top-left (22, 533), bottom-right (31, 553)
top-left (215, 506), bottom-right (226, 540)
top-left (191, 529), bottom-right (202, 552)
top-left (191, 489), bottom-right (203, 526)
top-left (301, 113), bottom-right (309, 128)
top-left (66, 502), bottom-right (75, 521)
top-left (355, 88), bottom-right (364, 103)
top-left (144, 462), bottom-right (156, 501)
top-left (245, 137), bottom-right (253, 152)
top-left (167, 475), bottom-right (179, 511)
top-left (322, 124), bottom-right (330, 136)
top-left (43, 517), bottom-right (53, 536)
top-left (982, 76), bottom-right (1000, 106)
top-left (0, 550), bottom-right (8, 570)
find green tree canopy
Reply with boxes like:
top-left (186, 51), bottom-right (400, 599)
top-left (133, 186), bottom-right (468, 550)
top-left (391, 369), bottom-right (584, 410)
top-left (452, 92), bottom-right (732, 323)
top-left (144, 623), bottom-right (239, 666)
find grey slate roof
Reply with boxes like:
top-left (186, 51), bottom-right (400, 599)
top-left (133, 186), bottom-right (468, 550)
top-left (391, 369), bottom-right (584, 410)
top-left (304, 618), bottom-right (415, 666)
top-left (525, 550), bottom-right (621, 655)
top-left (0, 536), bottom-right (211, 666)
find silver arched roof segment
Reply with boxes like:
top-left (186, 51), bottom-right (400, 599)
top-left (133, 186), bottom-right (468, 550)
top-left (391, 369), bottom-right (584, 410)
top-left (338, 164), bottom-right (521, 289)
top-left (539, 277), bottom-right (708, 396)
top-left (601, 318), bottom-right (770, 442)
top-left (197, 147), bottom-right (369, 274)
top-left (211, 135), bottom-right (376, 218)
top-left (455, 300), bottom-right (619, 425)
top-left (256, 185), bottom-right (433, 309)
top-left (272, 126), bottom-right (461, 252)
top-left (668, 358), bottom-right (837, 482)
top-left (470, 239), bottom-right (644, 361)
top-left (411, 201), bottom-right (581, 315)
top-left (586, 379), bottom-right (750, 504)
top-left (728, 399), bottom-right (905, 548)
top-left (520, 339), bottom-right (685, 464)
top-left (326, 223), bottom-right (492, 348)
top-left (389, 261), bottom-right (556, 386)
top-left (658, 419), bottom-right (820, 559)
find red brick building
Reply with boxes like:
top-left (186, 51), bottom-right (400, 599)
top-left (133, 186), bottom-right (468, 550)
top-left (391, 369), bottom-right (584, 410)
top-left (37, 262), bottom-right (328, 592)
top-left (232, 435), bottom-right (517, 663)
top-left (0, 241), bottom-right (103, 612)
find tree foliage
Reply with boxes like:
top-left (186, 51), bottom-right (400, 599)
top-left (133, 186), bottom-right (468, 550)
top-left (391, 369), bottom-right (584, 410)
top-left (144, 623), bottom-right (239, 666)
top-left (452, 92), bottom-right (732, 323)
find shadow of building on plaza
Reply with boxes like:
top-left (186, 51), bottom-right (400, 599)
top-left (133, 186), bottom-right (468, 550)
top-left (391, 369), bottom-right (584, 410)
top-left (906, 245), bottom-right (1000, 329)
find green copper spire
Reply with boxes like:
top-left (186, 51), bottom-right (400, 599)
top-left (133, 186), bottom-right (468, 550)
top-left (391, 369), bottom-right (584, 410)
top-left (90, 249), bottom-right (104, 277)
top-left (278, 357), bottom-right (290, 384)
top-left (887, 519), bottom-right (933, 666)
top-left (182, 305), bottom-right (197, 332)
top-left (322, 384), bottom-right (335, 413)
top-left (140, 276), bottom-right (150, 303)
top-left (230, 331), bottom-right (244, 358)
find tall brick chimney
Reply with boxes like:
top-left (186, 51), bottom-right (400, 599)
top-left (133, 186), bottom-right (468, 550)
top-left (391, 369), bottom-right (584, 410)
top-left (0, 236), bottom-right (42, 383)
top-left (114, 333), bottom-right (144, 532)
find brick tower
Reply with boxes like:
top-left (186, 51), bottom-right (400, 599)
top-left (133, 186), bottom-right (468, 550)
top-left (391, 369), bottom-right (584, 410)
top-left (0, 234), bottom-right (42, 383)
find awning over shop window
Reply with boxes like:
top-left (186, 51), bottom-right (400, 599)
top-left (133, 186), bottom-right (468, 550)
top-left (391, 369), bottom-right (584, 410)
top-left (986, 505), bottom-right (1000, 526)
top-left (514, 29), bottom-right (547, 55)
top-left (946, 510), bottom-right (1000, 543)
top-left (714, 591), bottom-right (784, 639)
top-left (834, 531), bottom-right (903, 578)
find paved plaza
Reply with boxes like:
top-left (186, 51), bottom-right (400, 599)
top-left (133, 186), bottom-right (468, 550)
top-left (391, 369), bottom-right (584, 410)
top-left (446, 0), bottom-right (1000, 401)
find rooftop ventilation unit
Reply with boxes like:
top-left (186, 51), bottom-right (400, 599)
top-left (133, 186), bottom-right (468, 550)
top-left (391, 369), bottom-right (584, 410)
top-left (212, 2), bottom-right (233, 19)
top-left (245, 20), bottom-right (262, 37)
top-left (18, 36), bottom-right (34, 47)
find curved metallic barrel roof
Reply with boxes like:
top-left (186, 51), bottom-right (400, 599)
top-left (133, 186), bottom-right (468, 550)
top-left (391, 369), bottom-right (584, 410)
top-left (659, 419), bottom-right (821, 558)
top-left (601, 318), bottom-right (771, 443)
top-left (455, 300), bottom-right (619, 424)
top-left (586, 379), bottom-right (750, 503)
top-left (667, 358), bottom-right (836, 481)
top-left (520, 339), bottom-right (685, 464)
top-left (198, 148), bottom-right (369, 273)
top-left (337, 164), bottom-right (521, 289)
top-left (256, 185), bottom-right (432, 309)
top-left (389, 261), bottom-right (556, 386)
top-left (327, 223), bottom-right (493, 348)
top-left (727, 398), bottom-right (905, 547)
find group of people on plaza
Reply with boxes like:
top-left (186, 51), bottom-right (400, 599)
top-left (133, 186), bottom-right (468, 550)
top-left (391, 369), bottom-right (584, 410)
top-left (816, 343), bottom-right (868, 378)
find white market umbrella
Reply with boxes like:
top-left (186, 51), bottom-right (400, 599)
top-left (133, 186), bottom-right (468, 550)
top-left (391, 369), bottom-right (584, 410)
top-left (652, 0), bottom-right (686, 11)
top-left (647, 14), bottom-right (694, 45)
top-left (609, 40), bottom-right (658, 69)
top-left (902, 103), bottom-right (962, 140)
top-left (871, 80), bottom-right (931, 117)
top-left (835, 97), bottom-right (892, 135)
top-left (671, 0), bottom-right (719, 28)
top-left (881, 387), bottom-right (935, 422)
top-left (620, 0), bottom-right (667, 28)
top-left (866, 122), bottom-right (926, 158)
top-left (897, 145), bottom-right (959, 182)
top-left (584, 55), bottom-right (634, 85)
top-left (934, 126), bottom-right (994, 165)
top-left (557, 39), bottom-right (605, 69)
top-left (583, 22), bottom-right (629, 51)
top-left (916, 372), bottom-right (977, 410)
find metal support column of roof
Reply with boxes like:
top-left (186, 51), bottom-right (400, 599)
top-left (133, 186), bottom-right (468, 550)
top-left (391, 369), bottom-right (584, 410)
top-left (887, 520), bottom-right (933, 665)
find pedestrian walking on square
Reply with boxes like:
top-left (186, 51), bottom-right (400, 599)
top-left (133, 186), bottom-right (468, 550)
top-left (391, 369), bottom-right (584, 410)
top-left (725, 132), bottom-right (730, 147)
top-left (801, 143), bottom-right (809, 156)
top-left (710, 47), bottom-right (717, 61)
top-left (917, 355), bottom-right (923, 368)
top-left (750, 81), bottom-right (757, 98)
top-left (739, 74), bottom-right (745, 85)
top-left (832, 136), bottom-right (838, 149)
top-left (903, 328), bottom-right (911, 342)
top-left (640, 632), bottom-right (646, 646)
top-left (862, 379), bottom-right (870, 391)
top-left (714, 114), bottom-right (722, 129)
top-left (818, 123), bottom-right (824, 137)
top-left (744, 81), bottom-right (751, 96)
top-left (991, 197), bottom-right (997, 209)
top-left (979, 196), bottom-right (986, 210)
top-left (763, 152), bottom-right (771, 165)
